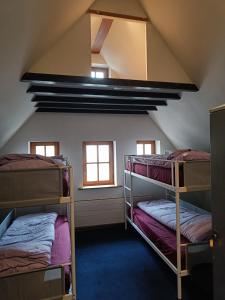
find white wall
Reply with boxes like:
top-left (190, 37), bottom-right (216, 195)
top-left (1, 113), bottom-right (174, 227)
top-left (91, 53), bottom-right (107, 66)
top-left (101, 18), bottom-right (147, 80)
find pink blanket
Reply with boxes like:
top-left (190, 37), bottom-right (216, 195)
top-left (0, 213), bottom-right (57, 277)
top-left (0, 154), bottom-right (64, 171)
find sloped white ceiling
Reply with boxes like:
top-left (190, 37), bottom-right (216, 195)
top-left (141, 0), bottom-right (225, 150)
top-left (30, 14), bottom-right (91, 76)
top-left (0, 0), bottom-right (95, 149)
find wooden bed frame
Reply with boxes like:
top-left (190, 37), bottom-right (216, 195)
top-left (0, 165), bottom-right (76, 300)
top-left (124, 154), bottom-right (211, 300)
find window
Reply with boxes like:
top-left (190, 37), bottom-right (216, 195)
top-left (136, 140), bottom-right (156, 155)
top-left (83, 141), bottom-right (114, 186)
top-left (30, 141), bottom-right (60, 157)
top-left (91, 67), bottom-right (108, 79)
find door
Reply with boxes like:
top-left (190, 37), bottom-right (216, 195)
top-left (210, 106), bottom-right (225, 300)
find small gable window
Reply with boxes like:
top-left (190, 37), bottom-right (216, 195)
top-left (30, 141), bottom-right (60, 157)
top-left (136, 140), bottom-right (156, 155)
top-left (91, 67), bottom-right (108, 79)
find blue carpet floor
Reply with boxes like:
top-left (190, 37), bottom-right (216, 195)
top-left (76, 225), bottom-right (212, 300)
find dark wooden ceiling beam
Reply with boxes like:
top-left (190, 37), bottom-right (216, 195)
top-left (21, 73), bottom-right (199, 115)
top-left (88, 9), bottom-right (149, 22)
top-left (35, 102), bottom-right (158, 111)
top-left (36, 108), bottom-right (149, 114)
top-left (92, 18), bottom-right (113, 54)
top-left (32, 96), bottom-right (167, 106)
top-left (21, 73), bottom-right (198, 92)
top-left (27, 85), bottom-right (181, 100)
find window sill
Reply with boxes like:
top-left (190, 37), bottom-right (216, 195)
top-left (79, 185), bottom-right (122, 190)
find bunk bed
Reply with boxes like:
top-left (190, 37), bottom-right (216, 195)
top-left (124, 150), bottom-right (212, 300)
top-left (0, 154), bottom-right (76, 300)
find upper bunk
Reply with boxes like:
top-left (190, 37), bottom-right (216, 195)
top-left (0, 154), bottom-right (73, 208)
top-left (124, 150), bottom-right (211, 193)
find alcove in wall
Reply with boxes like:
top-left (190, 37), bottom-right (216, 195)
top-left (90, 13), bottom-right (147, 80)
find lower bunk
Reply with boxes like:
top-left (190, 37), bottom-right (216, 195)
top-left (0, 210), bottom-right (72, 300)
top-left (126, 199), bottom-right (212, 298)
top-left (133, 208), bottom-right (188, 268)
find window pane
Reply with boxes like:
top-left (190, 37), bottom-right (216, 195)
top-left (98, 145), bottom-right (109, 162)
top-left (137, 144), bottom-right (143, 155)
top-left (145, 144), bottom-right (152, 155)
top-left (86, 145), bottom-right (97, 163)
top-left (96, 72), bottom-right (104, 78)
top-left (91, 71), bottom-right (96, 78)
top-left (46, 145), bottom-right (55, 157)
top-left (99, 163), bottom-right (110, 181)
top-left (86, 163), bottom-right (98, 181)
top-left (36, 145), bottom-right (45, 156)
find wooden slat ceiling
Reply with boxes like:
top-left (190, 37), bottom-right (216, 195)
top-left (21, 72), bottom-right (199, 114)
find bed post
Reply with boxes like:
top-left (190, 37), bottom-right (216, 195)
top-left (175, 161), bottom-right (182, 300)
top-left (123, 155), bottom-right (134, 229)
top-left (130, 171), bottom-right (134, 223)
top-left (124, 155), bottom-right (128, 230)
top-left (69, 166), bottom-right (77, 299)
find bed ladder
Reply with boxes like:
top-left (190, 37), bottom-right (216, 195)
top-left (123, 169), bottom-right (134, 230)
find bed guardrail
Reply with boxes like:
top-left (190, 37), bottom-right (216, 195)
top-left (124, 154), bottom-right (211, 192)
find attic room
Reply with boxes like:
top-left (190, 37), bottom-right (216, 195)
top-left (0, 0), bottom-right (224, 299)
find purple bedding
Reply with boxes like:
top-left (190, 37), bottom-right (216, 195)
top-left (133, 208), bottom-right (188, 267)
top-left (126, 160), bottom-right (183, 185)
top-left (126, 150), bottom-right (210, 186)
top-left (0, 154), bottom-right (61, 168)
top-left (51, 216), bottom-right (71, 292)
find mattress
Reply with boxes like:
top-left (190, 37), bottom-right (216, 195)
top-left (137, 200), bottom-right (212, 243)
top-left (0, 215), bottom-right (71, 292)
top-left (133, 208), bottom-right (188, 267)
top-left (0, 212), bottom-right (58, 277)
top-left (51, 216), bottom-right (71, 292)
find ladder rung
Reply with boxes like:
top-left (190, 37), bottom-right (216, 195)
top-left (125, 186), bottom-right (131, 191)
top-left (125, 201), bottom-right (132, 207)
